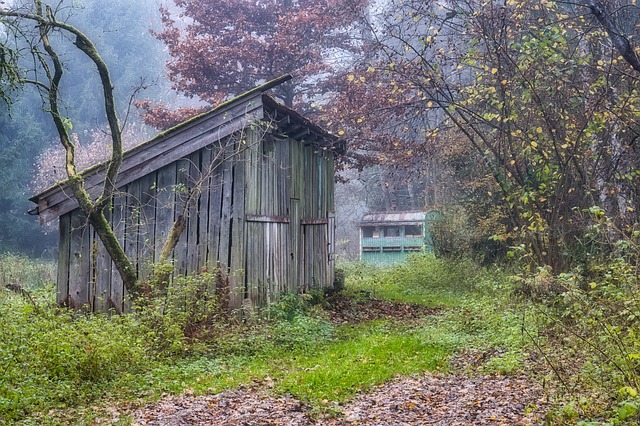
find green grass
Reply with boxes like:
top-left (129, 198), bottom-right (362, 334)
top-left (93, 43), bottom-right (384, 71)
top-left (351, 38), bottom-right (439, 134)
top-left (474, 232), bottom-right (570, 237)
top-left (0, 253), bottom-right (56, 290)
top-left (341, 255), bottom-right (485, 307)
top-left (275, 321), bottom-right (449, 405)
top-left (0, 253), bottom-right (531, 424)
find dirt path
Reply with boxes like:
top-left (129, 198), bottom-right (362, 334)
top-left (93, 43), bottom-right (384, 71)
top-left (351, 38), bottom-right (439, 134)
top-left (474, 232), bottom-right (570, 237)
top-left (132, 373), bottom-right (548, 425)
top-left (130, 297), bottom-right (548, 425)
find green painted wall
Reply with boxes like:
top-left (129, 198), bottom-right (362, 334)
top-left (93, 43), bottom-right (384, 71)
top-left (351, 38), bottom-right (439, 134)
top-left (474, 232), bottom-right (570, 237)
top-left (360, 223), bottom-right (433, 265)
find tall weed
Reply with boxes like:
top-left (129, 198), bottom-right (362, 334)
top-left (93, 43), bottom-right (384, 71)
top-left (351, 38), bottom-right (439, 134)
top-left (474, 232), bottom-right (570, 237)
top-left (0, 253), bottom-right (56, 290)
top-left (0, 287), bottom-right (152, 421)
top-left (520, 212), bottom-right (640, 423)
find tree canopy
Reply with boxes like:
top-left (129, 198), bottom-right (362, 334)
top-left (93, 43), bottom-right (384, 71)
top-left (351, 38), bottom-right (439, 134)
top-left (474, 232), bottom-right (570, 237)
top-left (138, 0), bottom-right (368, 129)
top-left (326, 0), bottom-right (640, 271)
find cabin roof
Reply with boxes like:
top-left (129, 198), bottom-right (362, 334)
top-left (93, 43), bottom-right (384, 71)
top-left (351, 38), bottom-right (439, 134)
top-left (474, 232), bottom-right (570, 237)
top-left (360, 210), bottom-right (432, 226)
top-left (29, 75), bottom-right (341, 223)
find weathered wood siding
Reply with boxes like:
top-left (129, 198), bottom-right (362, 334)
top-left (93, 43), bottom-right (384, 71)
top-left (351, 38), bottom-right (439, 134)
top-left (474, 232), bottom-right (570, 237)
top-left (56, 126), bottom-right (336, 312)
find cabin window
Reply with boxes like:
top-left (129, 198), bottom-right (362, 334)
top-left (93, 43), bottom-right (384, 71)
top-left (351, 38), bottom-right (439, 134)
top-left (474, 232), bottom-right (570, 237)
top-left (405, 225), bottom-right (423, 237)
top-left (362, 226), bottom-right (376, 238)
top-left (382, 246), bottom-right (402, 252)
top-left (383, 226), bottom-right (400, 237)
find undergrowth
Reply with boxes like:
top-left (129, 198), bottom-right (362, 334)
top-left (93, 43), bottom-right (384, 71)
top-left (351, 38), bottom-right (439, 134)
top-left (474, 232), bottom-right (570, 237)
top-left (1, 253), bottom-right (533, 424)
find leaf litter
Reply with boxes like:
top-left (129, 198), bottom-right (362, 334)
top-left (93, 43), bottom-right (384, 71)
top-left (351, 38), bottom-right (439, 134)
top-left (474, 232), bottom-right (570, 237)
top-left (131, 297), bottom-right (548, 425)
top-left (132, 373), bottom-right (547, 425)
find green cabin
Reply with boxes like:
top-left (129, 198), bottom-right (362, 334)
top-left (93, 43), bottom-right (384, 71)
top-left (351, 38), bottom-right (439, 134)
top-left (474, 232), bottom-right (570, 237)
top-left (359, 210), bottom-right (439, 264)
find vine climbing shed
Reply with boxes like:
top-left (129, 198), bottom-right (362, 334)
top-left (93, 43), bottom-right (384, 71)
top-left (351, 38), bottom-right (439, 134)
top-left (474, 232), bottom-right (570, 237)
top-left (29, 76), bottom-right (342, 313)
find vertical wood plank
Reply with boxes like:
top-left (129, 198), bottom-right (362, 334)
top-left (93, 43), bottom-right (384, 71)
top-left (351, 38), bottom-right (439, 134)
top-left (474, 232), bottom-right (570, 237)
top-left (198, 148), bottom-right (212, 272)
top-left (110, 192), bottom-right (126, 313)
top-left (218, 144), bottom-right (234, 271)
top-left (245, 221), bottom-right (258, 308)
top-left (57, 212), bottom-right (71, 306)
top-left (230, 141), bottom-right (246, 310)
top-left (207, 162), bottom-right (223, 269)
top-left (125, 181), bottom-right (141, 277)
top-left (187, 151), bottom-right (202, 275)
top-left (173, 158), bottom-right (190, 275)
top-left (137, 173), bottom-right (157, 281)
top-left (94, 208), bottom-right (112, 313)
top-left (328, 211), bottom-right (336, 287)
top-left (123, 181), bottom-right (140, 312)
top-left (154, 163), bottom-right (177, 264)
top-left (68, 211), bottom-right (91, 309)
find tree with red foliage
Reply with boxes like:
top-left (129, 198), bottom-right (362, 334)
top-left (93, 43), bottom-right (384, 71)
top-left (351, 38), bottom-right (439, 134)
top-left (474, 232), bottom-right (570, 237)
top-left (139, 0), bottom-right (368, 129)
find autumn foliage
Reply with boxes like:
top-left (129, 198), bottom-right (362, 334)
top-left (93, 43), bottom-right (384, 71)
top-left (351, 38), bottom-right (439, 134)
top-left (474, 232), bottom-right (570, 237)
top-left (326, 0), bottom-right (640, 271)
top-left (139, 0), bottom-right (368, 129)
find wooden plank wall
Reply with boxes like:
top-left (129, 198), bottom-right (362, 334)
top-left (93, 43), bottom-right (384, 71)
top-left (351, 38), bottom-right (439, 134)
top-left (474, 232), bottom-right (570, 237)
top-left (56, 127), bottom-right (337, 313)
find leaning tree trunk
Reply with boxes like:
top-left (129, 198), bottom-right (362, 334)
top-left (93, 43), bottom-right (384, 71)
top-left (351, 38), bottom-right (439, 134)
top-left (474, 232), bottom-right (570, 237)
top-left (0, 1), bottom-right (139, 295)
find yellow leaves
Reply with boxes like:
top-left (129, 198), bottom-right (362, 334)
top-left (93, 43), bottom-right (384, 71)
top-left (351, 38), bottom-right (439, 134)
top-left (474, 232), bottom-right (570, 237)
top-left (561, 143), bottom-right (569, 149)
top-left (427, 101), bottom-right (433, 108)
top-left (530, 141), bottom-right (538, 149)
top-left (621, 386), bottom-right (638, 398)
top-left (337, 130), bottom-right (345, 136)
top-left (491, 67), bottom-right (498, 75)
top-left (367, 66), bottom-right (375, 73)
top-left (347, 74), bottom-right (366, 84)
top-left (536, 127), bottom-right (543, 134)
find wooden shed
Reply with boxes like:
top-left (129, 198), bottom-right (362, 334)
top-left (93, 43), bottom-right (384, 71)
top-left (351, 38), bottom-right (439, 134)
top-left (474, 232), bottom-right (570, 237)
top-left (359, 210), bottom-right (440, 264)
top-left (29, 76), bottom-right (342, 312)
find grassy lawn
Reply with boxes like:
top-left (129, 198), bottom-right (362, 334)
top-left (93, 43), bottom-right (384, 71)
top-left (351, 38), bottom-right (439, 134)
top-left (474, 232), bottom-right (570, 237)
top-left (0, 254), bottom-right (530, 424)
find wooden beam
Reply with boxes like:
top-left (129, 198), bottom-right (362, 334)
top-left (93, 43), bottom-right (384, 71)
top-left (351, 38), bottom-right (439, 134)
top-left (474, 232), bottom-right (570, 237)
top-left (245, 214), bottom-right (290, 223)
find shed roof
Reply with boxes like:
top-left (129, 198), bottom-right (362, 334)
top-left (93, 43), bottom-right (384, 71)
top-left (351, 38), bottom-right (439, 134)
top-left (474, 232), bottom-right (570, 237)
top-left (29, 75), bottom-right (341, 223)
top-left (360, 211), bottom-right (431, 226)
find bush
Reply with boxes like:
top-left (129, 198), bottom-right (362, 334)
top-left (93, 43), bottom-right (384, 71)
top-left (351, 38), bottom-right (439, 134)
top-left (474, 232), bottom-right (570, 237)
top-left (430, 205), bottom-right (509, 264)
top-left (522, 229), bottom-right (640, 423)
top-left (384, 253), bottom-right (479, 293)
top-left (0, 286), bottom-right (152, 421)
top-left (134, 269), bottom-right (224, 355)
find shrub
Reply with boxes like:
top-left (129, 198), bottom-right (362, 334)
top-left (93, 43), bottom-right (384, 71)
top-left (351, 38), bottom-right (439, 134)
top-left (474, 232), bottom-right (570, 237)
top-left (0, 286), bottom-right (151, 421)
top-left (134, 269), bottom-right (223, 355)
